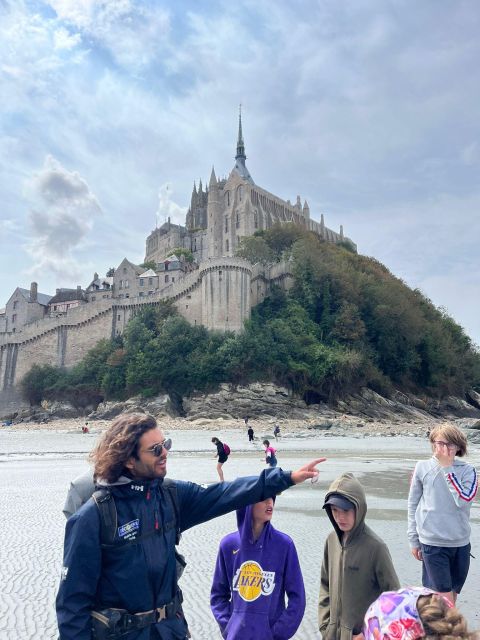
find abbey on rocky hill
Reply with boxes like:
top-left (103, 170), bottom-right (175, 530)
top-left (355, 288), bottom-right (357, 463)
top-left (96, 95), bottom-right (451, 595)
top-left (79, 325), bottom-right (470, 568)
top-left (145, 111), bottom-right (355, 266)
top-left (0, 114), bottom-right (355, 404)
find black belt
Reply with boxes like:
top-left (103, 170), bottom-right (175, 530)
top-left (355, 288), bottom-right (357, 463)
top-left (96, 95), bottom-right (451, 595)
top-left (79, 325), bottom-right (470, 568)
top-left (92, 592), bottom-right (183, 638)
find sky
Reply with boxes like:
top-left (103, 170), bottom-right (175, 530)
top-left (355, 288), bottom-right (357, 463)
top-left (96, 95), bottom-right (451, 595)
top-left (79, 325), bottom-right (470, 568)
top-left (0, 0), bottom-right (479, 346)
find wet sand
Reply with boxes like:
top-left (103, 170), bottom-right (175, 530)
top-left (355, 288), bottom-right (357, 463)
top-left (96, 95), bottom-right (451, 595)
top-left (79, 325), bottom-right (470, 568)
top-left (0, 427), bottom-right (478, 639)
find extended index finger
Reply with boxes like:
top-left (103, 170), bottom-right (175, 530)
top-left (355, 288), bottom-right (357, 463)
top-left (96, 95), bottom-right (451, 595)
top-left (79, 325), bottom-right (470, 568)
top-left (309, 457), bottom-right (327, 466)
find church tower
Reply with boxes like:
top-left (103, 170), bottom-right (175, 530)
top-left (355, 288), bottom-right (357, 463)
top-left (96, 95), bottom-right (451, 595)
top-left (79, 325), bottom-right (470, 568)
top-left (231, 106), bottom-right (253, 184)
top-left (186, 180), bottom-right (208, 230)
top-left (207, 167), bottom-right (222, 257)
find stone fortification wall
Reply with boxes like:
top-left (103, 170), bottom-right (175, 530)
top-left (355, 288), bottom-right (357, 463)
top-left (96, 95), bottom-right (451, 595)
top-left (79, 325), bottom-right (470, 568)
top-left (250, 260), bottom-right (295, 306)
top-left (0, 257), bottom-right (290, 404)
top-left (0, 300), bottom-right (115, 390)
top-left (200, 257), bottom-right (251, 333)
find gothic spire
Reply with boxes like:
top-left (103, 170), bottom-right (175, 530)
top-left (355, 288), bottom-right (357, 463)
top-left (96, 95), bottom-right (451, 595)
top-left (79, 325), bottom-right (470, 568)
top-left (209, 166), bottom-right (217, 187)
top-left (235, 104), bottom-right (246, 161)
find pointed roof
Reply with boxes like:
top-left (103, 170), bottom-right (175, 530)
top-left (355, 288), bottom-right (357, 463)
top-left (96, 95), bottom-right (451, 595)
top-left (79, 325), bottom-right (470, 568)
top-left (231, 106), bottom-right (254, 184)
top-left (15, 287), bottom-right (52, 306)
top-left (236, 105), bottom-right (246, 161)
top-left (209, 166), bottom-right (217, 187)
top-left (139, 269), bottom-right (157, 278)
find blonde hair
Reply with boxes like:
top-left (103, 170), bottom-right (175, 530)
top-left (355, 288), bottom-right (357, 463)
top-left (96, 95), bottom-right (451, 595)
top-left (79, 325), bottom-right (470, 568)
top-left (429, 424), bottom-right (467, 457)
top-left (418, 595), bottom-right (474, 640)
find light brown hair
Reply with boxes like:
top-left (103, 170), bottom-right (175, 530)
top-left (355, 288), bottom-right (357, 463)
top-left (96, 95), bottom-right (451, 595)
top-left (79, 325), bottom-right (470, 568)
top-left (90, 413), bottom-right (157, 483)
top-left (418, 594), bottom-right (474, 639)
top-left (429, 424), bottom-right (467, 457)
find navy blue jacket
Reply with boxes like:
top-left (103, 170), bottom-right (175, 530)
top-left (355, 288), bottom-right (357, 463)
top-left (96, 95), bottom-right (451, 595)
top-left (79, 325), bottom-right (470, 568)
top-left (56, 469), bottom-right (293, 640)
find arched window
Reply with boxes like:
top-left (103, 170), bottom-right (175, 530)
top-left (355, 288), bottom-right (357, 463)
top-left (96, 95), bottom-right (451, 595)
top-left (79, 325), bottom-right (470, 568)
top-left (237, 185), bottom-right (243, 201)
top-left (225, 191), bottom-right (230, 207)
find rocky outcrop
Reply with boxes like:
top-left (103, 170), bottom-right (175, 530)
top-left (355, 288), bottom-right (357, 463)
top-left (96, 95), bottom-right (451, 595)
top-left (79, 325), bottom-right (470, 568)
top-left (182, 383), bottom-right (330, 421)
top-left (84, 384), bottom-right (480, 423)
top-left (6, 383), bottom-right (479, 426)
top-left (88, 394), bottom-right (176, 420)
top-left (335, 388), bottom-right (480, 422)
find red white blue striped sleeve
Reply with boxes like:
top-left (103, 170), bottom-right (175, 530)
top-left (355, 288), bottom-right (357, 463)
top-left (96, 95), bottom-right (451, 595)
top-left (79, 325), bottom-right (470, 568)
top-left (443, 465), bottom-right (478, 506)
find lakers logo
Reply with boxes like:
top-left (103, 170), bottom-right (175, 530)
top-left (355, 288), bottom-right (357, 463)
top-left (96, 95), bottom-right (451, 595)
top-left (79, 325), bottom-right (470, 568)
top-left (232, 561), bottom-right (275, 602)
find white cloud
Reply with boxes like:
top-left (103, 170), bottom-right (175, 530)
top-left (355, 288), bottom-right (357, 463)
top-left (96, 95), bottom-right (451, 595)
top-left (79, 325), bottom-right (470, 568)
top-left (155, 183), bottom-right (187, 227)
top-left (53, 26), bottom-right (82, 50)
top-left (47, 0), bottom-right (170, 69)
top-left (25, 156), bottom-right (102, 278)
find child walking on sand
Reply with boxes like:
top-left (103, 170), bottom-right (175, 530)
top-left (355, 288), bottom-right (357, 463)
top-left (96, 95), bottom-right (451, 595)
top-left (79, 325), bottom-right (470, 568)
top-left (408, 423), bottom-right (478, 604)
top-left (211, 496), bottom-right (305, 639)
top-left (319, 472), bottom-right (400, 640)
top-left (263, 439), bottom-right (277, 468)
top-left (212, 436), bottom-right (229, 481)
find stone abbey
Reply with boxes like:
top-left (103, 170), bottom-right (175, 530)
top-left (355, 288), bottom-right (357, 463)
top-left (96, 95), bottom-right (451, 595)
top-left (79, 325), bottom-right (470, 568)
top-left (0, 115), bottom-right (355, 405)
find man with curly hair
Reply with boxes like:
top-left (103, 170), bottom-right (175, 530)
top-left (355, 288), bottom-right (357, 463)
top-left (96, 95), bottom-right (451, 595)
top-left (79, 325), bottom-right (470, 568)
top-left (56, 413), bottom-right (325, 640)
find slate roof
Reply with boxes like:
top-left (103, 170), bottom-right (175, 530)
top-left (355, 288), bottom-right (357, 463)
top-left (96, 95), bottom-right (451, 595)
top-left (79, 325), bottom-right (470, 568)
top-left (48, 289), bottom-right (87, 305)
top-left (17, 288), bottom-right (52, 306)
top-left (87, 276), bottom-right (113, 290)
top-left (138, 269), bottom-right (157, 278)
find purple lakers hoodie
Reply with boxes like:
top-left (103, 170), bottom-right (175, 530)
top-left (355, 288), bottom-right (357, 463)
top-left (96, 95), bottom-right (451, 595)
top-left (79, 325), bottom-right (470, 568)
top-left (210, 503), bottom-right (305, 640)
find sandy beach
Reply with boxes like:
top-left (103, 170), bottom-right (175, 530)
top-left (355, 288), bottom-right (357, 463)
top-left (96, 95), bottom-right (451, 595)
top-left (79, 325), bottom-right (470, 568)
top-left (0, 420), bottom-right (478, 639)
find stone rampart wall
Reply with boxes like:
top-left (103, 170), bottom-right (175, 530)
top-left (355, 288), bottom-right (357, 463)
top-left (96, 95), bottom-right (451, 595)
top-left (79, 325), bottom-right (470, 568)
top-left (0, 257), bottom-right (290, 401)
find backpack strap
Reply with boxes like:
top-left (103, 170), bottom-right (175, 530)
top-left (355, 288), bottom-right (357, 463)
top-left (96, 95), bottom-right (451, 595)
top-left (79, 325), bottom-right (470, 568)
top-left (92, 489), bottom-right (117, 546)
top-left (162, 478), bottom-right (181, 545)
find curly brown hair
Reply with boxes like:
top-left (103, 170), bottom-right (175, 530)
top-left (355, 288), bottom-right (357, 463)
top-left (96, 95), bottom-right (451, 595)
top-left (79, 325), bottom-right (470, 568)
top-left (90, 413), bottom-right (157, 483)
top-left (418, 594), bottom-right (474, 640)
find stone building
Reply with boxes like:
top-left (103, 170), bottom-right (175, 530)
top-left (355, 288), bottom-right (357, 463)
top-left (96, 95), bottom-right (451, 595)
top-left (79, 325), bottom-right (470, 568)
top-left (85, 273), bottom-right (113, 303)
top-left (2, 283), bottom-right (52, 334)
top-left (144, 113), bottom-right (355, 265)
top-left (48, 287), bottom-right (87, 317)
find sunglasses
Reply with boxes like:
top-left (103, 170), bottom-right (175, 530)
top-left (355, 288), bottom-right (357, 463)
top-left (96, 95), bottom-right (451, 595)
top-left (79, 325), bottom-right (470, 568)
top-left (144, 439), bottom-right (172, 457)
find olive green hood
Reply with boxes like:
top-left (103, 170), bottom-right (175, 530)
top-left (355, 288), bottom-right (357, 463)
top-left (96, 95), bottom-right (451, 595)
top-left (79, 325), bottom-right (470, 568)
top-left (323, 472), bottom-right (367, 543)
top-left (318, 472), bottom-right (400, 640)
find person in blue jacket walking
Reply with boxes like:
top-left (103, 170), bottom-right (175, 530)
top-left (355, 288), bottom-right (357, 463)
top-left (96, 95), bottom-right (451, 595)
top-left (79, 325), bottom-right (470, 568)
top-left (56, 413), bottom-right (325, 640)
top-left (210, 496), bottom-right (305, 639)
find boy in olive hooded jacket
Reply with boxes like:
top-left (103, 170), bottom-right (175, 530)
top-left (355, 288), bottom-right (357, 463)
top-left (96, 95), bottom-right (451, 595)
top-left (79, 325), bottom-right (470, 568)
top-left (318, 473), bottom-right (400, 640)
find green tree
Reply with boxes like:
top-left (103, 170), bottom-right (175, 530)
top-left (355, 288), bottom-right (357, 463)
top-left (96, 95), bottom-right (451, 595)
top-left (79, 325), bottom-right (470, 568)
top-left (236, 236), bottom-right (275, 264)
top-left (21, 364), bottom-right (63, 405)
top-left (140, 260), bottom-right (157, 271)
top-left (167, 248), bottom-right (194, 263)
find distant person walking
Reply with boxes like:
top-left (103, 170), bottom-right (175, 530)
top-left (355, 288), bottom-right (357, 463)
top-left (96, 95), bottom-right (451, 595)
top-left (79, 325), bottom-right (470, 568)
top-left (212, 437), bottom-right (229, 481)
top-left (408, 423), bottom-right (478, 604)
top-left (273, 423), bottom-right (281, 441)
top-left (244, 416), bottom-right (250, 427)
top-left (248, 426), bottom-right (255, 443)
top-left (263, 440), bottom-right (277, 468)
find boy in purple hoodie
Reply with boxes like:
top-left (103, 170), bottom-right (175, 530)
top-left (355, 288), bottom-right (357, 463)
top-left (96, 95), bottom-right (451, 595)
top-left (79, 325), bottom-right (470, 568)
top-left (210, 497), bottom-right (305, 640)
